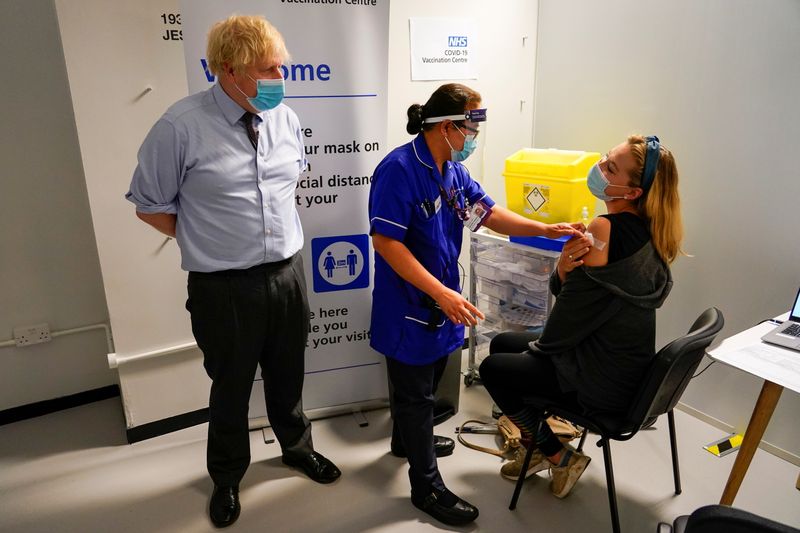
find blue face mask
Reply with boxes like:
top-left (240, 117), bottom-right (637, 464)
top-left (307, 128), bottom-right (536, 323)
top-left (587, 163), bottom-right (627, 201)
top-left (445, 126), bottom-right (478, 162)
top-left (240, 76), bottom-right (285, 112)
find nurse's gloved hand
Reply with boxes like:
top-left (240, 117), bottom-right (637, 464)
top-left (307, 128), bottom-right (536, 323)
top-left (434, 287), bottom-right (485, 326)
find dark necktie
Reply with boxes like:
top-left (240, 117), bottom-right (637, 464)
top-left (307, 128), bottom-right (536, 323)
top-left (242, 112), bottom-right (258, 150)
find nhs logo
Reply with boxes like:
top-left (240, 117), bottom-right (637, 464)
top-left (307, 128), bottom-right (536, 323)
top-left (448, 36), bottom-right (468, 47)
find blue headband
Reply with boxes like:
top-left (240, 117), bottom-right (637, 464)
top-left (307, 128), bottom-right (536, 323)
top-left (641, 135), bottom-right (660, 192)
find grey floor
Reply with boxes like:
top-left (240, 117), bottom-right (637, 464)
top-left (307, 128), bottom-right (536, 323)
top-left (1, 376), bottom-right (799, 533)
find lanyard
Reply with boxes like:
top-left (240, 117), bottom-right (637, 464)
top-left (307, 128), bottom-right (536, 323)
top-left (437, 182), bottom-right (470, 221)
top-left (411, 137), bottom-right (470, 220)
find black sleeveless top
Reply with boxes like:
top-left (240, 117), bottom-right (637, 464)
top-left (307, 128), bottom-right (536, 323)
top-left (599, 212), bottom-right (650, 263)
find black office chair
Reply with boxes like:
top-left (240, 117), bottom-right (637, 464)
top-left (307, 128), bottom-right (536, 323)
top-left (509, 307), bottom-right (725, 533)
top-left (657, 504), bottom-right (800, 533)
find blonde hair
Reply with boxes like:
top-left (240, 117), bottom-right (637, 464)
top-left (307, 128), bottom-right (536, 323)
top-left (206, 15), bottom-right (289, 76)
top-left (626, 135), bottom-right (684, 265)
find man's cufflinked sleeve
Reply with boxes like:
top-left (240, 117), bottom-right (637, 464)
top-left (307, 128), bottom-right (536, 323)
top-left (125, 118), bottom-right (182, 214)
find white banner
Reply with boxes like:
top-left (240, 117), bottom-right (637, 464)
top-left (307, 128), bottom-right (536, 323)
top-left (181, 0), bottom-right (390, 415)
top-left (409, 17), bottom-right (478, 81)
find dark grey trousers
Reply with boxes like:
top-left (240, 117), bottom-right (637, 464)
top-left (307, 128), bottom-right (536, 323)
top-left (187, 253), bottom-right (313, 487)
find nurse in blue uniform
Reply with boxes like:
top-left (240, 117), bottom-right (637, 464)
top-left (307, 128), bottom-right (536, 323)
top-left (368, 83), bottom-right (586, 526)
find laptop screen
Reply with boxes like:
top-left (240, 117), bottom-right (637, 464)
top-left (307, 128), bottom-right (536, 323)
top-left (791, 287), bottom-right (800, 321)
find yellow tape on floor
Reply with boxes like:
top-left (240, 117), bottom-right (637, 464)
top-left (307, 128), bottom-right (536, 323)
top-left (704, 433), bottom-right (743, 457)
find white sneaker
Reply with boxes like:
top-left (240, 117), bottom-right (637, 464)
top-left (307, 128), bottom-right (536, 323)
top-left (500, 446), bottom-right (549, 481)
top-left (549, 450), bottom-right (591, 498)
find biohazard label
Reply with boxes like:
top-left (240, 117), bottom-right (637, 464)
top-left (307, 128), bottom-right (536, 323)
top-left (525, 185), bottom-right (548, 212)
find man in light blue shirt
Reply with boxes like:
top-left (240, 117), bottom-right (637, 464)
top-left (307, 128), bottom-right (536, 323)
top-left (126, 15), bottom-right (340, 528)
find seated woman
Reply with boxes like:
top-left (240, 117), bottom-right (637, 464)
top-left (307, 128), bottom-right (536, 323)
top-left (479, 135), bottom-right (683, 498)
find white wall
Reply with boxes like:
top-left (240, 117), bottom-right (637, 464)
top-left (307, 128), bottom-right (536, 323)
top-left (0, 0), bottom-right (114, 411)
top-left (54, 0), bottom-right (209, 429)
top-left (532, 0), bottom-right (800, 462)
top-left (56, 0), bottom-right (192, 357)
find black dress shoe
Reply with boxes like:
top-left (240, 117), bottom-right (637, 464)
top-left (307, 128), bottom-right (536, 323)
top-left (209, 485), bottom-right (240, 528)
top-left (282, 451), bottom-right (341, 484)
top-left (412, 488), bottom-right (479, 526)
top-left (391, 435), bottom-right (456, 458)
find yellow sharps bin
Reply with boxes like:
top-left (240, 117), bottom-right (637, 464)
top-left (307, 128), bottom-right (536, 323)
top-left (503, 148), bottom-right (601, 223)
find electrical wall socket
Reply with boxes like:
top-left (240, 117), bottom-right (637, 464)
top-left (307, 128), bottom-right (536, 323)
top-left (13, 323), bottom-right (52, 347)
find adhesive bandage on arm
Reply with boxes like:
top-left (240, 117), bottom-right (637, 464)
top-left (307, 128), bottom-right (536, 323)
top-left (585, 232), bottom-right (607, 251)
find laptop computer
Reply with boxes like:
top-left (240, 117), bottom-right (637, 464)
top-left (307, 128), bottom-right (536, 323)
top-left (761, 286), bottom-right (800, 351)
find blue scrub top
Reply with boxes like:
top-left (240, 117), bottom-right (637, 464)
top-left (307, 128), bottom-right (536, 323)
top-left (368, 134), bottom-right (494, 365)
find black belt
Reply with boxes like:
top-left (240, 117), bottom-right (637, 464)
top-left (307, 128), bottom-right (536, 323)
top-left (191, 254), bottom-right (295, 278)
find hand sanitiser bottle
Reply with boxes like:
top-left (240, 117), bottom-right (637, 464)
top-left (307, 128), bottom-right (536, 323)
top-left (581, 206), bottom-right (596, 248)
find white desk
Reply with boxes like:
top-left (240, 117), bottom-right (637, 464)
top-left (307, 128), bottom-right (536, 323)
top-left (707, 315), bottom-right (800, 505)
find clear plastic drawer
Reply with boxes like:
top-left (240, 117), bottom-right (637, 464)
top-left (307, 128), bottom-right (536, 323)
top-left (512, 287), bottom-right (548, 310)
top-left (500, 304), bottom-right (546, 328)
top-left (511, 270), bottom-right (549, 292)
top-left (477, 294), bottom-right (502, 315)
top-left (477, 277), bottom-right (513, 301)
top-left (474, 257), bottom-right (513, 282)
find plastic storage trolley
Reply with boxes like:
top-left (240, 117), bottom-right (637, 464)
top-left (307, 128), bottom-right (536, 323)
top-left (464, 230), bottom-right (559, 386)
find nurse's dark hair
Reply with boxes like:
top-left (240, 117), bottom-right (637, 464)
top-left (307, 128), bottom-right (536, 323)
top-left (406, 83), bottom-right (482, 135)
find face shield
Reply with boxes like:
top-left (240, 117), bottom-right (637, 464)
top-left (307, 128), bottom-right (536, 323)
top-left (422, 109), bottom-right (487, 162)
top-left (422, 108), bottom-right (487, 128)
